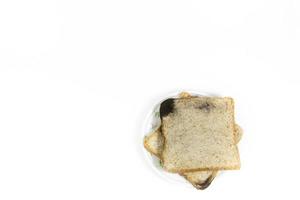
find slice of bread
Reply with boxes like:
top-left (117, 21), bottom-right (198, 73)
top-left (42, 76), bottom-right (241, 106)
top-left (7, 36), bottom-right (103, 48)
top-left (160, 97), bottom-right (240, 173)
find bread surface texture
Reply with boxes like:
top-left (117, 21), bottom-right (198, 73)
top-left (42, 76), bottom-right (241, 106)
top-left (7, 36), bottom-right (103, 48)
top-left (161, 97), bottom-right (240, 172)
top-left (143, 129), bottom-right (215, 189)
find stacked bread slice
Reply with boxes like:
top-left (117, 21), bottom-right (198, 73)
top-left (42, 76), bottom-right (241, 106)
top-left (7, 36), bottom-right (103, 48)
top-left (143, 92), bottom-right (242, 189)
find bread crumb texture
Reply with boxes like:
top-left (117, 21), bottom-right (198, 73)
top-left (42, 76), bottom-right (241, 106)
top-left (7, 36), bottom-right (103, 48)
top-left (161, 97), bottom-right (240, 173)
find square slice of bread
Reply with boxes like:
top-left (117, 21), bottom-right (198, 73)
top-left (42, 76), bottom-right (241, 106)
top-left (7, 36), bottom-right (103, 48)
top-left (160, 97), bottom-right (240, 173)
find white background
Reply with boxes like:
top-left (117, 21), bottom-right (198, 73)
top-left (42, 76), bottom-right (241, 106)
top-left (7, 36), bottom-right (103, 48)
top-left (0, 0), bottom-right (300, 199)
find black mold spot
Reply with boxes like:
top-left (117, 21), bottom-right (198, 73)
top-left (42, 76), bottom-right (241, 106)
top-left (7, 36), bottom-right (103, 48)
top-left (198, 102), bottom-right (215, 112)
top-left (159, 98), bottom-right (175, 119)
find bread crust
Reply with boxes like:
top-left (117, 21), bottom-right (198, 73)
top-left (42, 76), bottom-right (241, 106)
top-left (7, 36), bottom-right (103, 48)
top-left (143, 129), bottom-right (162, 157)
top-left (181, 171), bottom-right (218, 190)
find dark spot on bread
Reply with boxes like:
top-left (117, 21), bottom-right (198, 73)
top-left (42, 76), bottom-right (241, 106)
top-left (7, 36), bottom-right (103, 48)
top-left (194, 176), bottom-right (214, 190)
top-left (198, 102), bottom-right (215, 112)
top-left (160, 98), bottom-right (175, 119)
